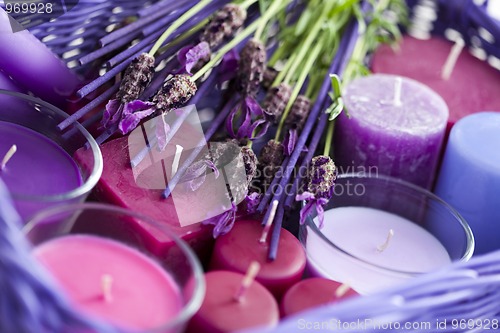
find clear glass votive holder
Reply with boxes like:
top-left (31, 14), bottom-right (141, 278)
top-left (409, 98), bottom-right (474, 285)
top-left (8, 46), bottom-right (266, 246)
top-left (299, 173), bottom-right (474, 295)
top-left (0, 89), bottom-right (102, 222)
top-left (23, 203), bottom-right (205, 333)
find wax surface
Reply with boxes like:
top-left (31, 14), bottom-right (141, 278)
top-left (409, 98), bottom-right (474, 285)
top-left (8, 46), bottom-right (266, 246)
top-left (334, 74), bottom-right (448, 189)
top-left (435, 112), bottom-right (500, 254)
top-left (185, 271), bottom-right (279, 333)
top-left (0, 8), bottom-right (81, 106)
top-left (74, 137), bottom-right (215, 264)
top-left (280, 278), bottom-right (359, 317)
top-left (372, 36), bottom-right (500, 130)
top-left (210, 219), bottom-right (306, 299)
top-left (306, 206), bottom-right (451, 294)
top-left (34, 235), bottom-right (183, 330)
top-left (0, 122), bottom-right (82, 220)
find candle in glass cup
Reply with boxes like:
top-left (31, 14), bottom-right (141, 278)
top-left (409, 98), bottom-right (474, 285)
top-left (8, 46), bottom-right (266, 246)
top-left (334, 74), bottom-right (448, 189)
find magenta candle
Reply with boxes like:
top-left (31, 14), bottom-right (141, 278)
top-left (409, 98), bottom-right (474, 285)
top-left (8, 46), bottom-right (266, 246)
top-left (185, 271), bottom-right (279, 333)
top-left (280, 278), bottom-right (359, 317)
top-left (209, 219), bottom-right (306, 300)
top-left (334, 74), bottom-right (448, 189)
top-left (371, 36), bottom-right (500, 134)
top-left (0, 122), bottom-right (83, 220)
top-left (0, 8), bottom-right (81, 106)
top-left (34, 234), bottom-right (183, 330)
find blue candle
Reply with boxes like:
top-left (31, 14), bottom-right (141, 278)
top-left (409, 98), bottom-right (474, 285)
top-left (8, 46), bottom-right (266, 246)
top-left (435, 112), bottom-right (500, 254)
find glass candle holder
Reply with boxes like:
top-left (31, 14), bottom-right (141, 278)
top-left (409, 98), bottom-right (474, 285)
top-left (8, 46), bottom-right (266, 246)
top-left (0, 89), bottom-right (102, 221)
top-left (23, 203), bottom-right (205, 333)
top-left (299, 173), bottom-right (474, 295)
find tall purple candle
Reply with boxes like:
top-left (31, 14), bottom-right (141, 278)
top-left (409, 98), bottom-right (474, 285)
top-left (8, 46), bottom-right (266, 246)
top-left (334, 74), bottom-right (448, 189)
top-left (0, 9), bottom-right (81, 106)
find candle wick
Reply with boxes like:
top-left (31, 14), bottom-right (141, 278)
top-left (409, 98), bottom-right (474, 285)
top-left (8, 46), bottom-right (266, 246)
top-left (259, 200), bottom-right (279, 244)
top-left (0, 145), bottom-right (17, 172)
top-left (377, 229), bottom-right (394, 252)
top-left (393, 77), bottom-right (402, 107)
top-left (171, 144), bottom-right (184, 178)
top-left (334, 283), bottom-right (351, 298)
top-left (233, 261), bottom-right (261, 302)
top-left (101, 274), bottom-right (114, 303)
top-left (441, 38), bottom-right (465, 81)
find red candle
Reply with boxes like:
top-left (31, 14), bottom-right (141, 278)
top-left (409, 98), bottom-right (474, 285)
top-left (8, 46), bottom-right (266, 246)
top-left (209, 219), bottom-right (306, 299)
top-left (280, 278), bottom-right (359, 317)
top-left (185, 270), bottom-right (279, 333)
top-left (371, 35), bottom-right (500, 134)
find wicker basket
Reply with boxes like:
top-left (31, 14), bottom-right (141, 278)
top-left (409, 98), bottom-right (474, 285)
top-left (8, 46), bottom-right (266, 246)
top-left (0, 1), bottom-right (499, 333)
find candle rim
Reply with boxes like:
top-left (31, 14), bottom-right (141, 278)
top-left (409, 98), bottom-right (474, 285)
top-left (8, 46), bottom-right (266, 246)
top-left (300, 172), bottom-right (474, 275)
top-left (0, 89), bottom-right (103, 202)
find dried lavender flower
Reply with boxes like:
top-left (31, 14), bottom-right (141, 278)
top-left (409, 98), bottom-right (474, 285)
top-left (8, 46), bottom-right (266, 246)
top-left (152, 74), bottom-right (197, 113)
top-left (241, 146), bottom-right (258, 184)
top-left (263, 83), bottom-right (292, 123)
top-left (117, 53), bottom-right (155, 103)
top-left (285, 95), bottom-right (311, 132)
top-left (236, 39), bottom-right (266, 97)
top-left (262, 66), bottom-right (278, 89)
top-left (258, 139), bottom-right (285, 190)
top-left (200, 4), bottom-right (247, 49)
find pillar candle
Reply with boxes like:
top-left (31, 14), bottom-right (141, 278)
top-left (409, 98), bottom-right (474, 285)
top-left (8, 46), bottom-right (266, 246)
top-left (209, 219), bottom-right (306, 300)
top-left (434, 112), bottom-right (500, 255)
top-left (280, 278), bottom-right (359, 318)
top-left (185, 271), bottom-right (279, 333)
top-left (0, 121), bottom-right (83, 220)
top-left (371, 36), bottom-right (500, 133)
top-left (0, 69), bottom-right (23, 92)
top-left (334, 74), bottom-right (448, 189)
top-left (305, 206), bottom-right (451, 295)
top-left (34, 234), bottom-right (183, 331)
top-left (0, 8), bottom-right (81, 107)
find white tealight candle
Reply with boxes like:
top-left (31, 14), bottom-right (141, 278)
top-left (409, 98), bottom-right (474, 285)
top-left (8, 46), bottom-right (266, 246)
top-left (305, 206), bottom-right (451, 295)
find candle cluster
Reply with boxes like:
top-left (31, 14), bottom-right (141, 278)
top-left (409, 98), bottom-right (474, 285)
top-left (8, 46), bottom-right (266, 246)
top-left (0, 0), bottom-right (499, 332)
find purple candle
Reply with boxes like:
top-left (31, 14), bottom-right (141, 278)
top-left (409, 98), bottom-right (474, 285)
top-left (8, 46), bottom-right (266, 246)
top-left (0, 8), bottom-right (81, 106)
top-left (334, 74), bottom-right (448, 189)
top-left (0, 122), bottom-right (82, 220)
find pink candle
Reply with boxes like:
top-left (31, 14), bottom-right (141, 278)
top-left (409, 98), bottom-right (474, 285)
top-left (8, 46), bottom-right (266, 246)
top-left (280, 278), bottom-right (359, 317)
top-left (0, 8), bottom-right (81, 106)
top-left (209, 219), bottom-right (306, 299)
top-left (185, 271), bottom-right (279, 333)
top-left (371, 36), bottom-right (500, 134)
top-left (34, 234), bottom-right (183, 331)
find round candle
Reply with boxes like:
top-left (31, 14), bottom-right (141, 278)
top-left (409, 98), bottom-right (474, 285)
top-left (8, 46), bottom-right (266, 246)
top-left (434, 112), bottom-right (500, 255)
top-left (305, 206), bottom-right (451, 295)
top-left (0, 8), bottom-right (81, 106)
top-left (334, 74), bottom-right (448, 189)
top-left (209, 219), bottom-right (306, 299)
top-left (185, 271), bottom-right (279, 333)
top-left (371, 36), bottom-right (500, 133)
top-left (0, 121), bottom-right (83, 220)
top-left (280, 278), bottom-right (359, 317)
top-left (34, 234), bottom-right (183, 330)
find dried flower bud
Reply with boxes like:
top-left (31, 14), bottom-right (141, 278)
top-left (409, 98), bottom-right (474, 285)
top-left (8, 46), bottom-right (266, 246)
top-left (241, 146), bottom-right (258, 184)
top-left (237, 39), bottom-right (266, 97)
top-left (305, 155), bottom-right (337, 200)
top-left (152, 74), bottom-right (197, 112)
top-left (285, 95), bottom-right (311, 132)
top-left (263, 83), bottom-right (292, 123)
top-left (117, 53), bottom-right (155, 103)
top-left (259, 139), bottom-right (285, 189)
top-left (200, 4), bottom-right (247, 49)
top-left (262, 67), bottom-right (278, 89)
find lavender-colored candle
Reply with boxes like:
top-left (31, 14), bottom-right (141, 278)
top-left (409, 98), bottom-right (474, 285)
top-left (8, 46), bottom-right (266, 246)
top-left (334, 74), bottom-right (448, 189)
top-left (0, 9), bottom-right (81, 106)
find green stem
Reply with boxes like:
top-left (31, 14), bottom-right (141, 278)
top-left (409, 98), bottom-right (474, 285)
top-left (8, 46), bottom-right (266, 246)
top-left (323, 120), bottom-right (334, 156)
top-left (271, 52), bottom-right (296, 87)
top-left (274, 42), bottom-right (322, 140)
top-left (156, 18), bottom-right (208, 55)
top-left (149, 0), bottom-right (213, 56)
top-left (254, 0), bottom-right (286, 41)
top-left (240, 0), bottom-right (258, 9)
